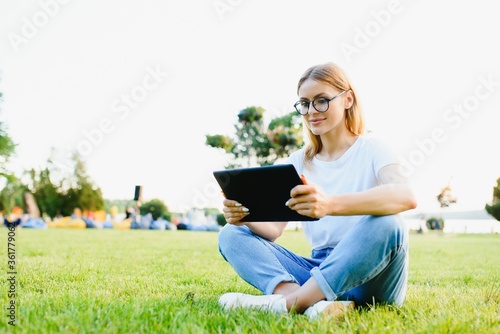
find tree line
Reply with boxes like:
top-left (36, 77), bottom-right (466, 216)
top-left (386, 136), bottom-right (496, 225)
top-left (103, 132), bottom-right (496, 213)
top-left (1, 94), bottom-right (499, 221)
top-left (0, 152), bottom-right (105, 219)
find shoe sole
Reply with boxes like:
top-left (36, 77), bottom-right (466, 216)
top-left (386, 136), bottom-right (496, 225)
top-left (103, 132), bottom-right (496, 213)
top-left (321, 301), bottom-right (355, 319)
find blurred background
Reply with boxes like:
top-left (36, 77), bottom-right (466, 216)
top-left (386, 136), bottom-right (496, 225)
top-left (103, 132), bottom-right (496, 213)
top-left (1, 0), bottom-right (499, 221)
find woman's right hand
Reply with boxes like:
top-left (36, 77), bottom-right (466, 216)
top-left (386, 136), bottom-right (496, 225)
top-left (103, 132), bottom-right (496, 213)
top-left (222, 199), bottom-right (250, 226)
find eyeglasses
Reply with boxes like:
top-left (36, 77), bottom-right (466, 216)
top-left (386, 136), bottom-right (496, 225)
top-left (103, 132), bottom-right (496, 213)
top-left (293, 91), bottom-right (347, 116)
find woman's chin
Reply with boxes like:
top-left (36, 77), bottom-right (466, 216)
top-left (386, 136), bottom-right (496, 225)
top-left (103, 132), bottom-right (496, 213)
top-left (309, 127), bottom-right (324, 136)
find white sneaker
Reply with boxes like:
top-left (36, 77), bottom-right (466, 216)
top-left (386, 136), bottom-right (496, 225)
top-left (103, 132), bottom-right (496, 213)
top-left (218, 292), bottom-right (287, 314)
top-left (304, 300), bottom-right (355, 320)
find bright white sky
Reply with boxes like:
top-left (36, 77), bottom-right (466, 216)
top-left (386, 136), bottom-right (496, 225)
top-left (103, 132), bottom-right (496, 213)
top-left (1, 0), bottom-right (499, 214)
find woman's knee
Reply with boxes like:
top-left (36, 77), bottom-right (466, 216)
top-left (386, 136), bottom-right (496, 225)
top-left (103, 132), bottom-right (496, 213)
top-left (359, 215), bottom-right (407, 248)
top-left (370, 215), bottom-right (405, 232)
top-left (218, 224), bottom-right (250, 253)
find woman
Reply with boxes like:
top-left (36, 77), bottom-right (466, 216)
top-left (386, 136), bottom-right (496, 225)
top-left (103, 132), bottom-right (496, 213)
top-left (218, 62), bottom-right (417, 319)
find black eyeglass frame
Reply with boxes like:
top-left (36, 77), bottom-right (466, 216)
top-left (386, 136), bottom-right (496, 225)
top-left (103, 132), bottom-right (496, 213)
top-left (293, 90), bottom-right (348, 116)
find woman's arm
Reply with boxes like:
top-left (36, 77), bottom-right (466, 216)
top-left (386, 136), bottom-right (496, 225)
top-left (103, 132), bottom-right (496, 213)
top-left (222, 198), bottom-right (288, 241)
top-left (245, 222), bottom-right (289, 242)
top-left (287, 164), bottom-right (417, 218)
top-left (332, 164), bottom-right (417, 215)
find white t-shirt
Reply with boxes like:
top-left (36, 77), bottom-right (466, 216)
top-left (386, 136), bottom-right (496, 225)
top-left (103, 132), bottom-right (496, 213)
top-left (286, 135), bottom-right (399, 250)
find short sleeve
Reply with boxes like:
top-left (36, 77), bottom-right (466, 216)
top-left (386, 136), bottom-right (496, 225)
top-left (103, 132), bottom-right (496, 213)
top-left (286, 148), bottom-right (306, 175)
top-left (371, 138), bottom-right (399, 175)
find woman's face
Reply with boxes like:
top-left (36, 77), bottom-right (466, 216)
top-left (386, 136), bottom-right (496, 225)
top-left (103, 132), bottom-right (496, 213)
top-left (297, 78), bottom-right (349, 136)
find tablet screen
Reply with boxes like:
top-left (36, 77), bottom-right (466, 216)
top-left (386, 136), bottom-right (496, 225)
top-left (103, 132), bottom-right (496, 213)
top-left (213, 164), bottom-right (318, 222)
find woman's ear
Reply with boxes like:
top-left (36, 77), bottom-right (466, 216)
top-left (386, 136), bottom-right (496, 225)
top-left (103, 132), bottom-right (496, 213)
top-left (345, 90), bottom-right (354, 109)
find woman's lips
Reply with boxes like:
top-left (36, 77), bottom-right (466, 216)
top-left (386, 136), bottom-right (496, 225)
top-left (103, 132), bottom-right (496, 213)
top-left (309, 118), bottom-right (325, 126)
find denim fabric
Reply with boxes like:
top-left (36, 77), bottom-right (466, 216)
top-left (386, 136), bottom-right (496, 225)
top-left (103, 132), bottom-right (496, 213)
top-left (218, 214), bottom-right (408, 306)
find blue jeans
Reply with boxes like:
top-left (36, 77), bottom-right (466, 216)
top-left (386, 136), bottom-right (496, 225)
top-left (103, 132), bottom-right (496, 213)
top-left (218, 215), bottom-right (408, 306)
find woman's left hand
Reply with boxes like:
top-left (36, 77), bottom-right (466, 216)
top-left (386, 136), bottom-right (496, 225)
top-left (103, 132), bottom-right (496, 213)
top-left (285, 174), bottom-right (333, 219)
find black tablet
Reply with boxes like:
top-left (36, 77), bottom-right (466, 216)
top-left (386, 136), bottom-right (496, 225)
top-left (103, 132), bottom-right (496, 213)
top-left (213, 164), bottom-right (318, 222)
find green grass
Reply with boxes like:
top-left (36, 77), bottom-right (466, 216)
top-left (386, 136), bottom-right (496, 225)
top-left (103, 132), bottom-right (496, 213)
top-left (1, 228), bottom-right (499, 333)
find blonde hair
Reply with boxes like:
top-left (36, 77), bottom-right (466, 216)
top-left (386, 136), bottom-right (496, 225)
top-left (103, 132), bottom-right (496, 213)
top-left (297, 62), bottom-right (365, 164)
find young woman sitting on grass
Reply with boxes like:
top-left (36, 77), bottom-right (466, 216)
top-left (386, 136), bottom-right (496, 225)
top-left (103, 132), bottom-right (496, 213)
top-left (217, 62), bottom-right (417, 319)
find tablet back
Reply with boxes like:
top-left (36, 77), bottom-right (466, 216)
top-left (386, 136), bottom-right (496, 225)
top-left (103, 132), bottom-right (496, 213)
top-left (213, 164), bottom-right (318, 222)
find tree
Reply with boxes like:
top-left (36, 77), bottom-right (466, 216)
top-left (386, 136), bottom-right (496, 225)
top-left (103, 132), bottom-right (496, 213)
top-left (0, 177), bottom-right (26, 214)
top-left (0, 122), bottom-right (15, 181)
top-left (0, 83), bottom-right (19, 213)
top-left (426, 216), bottom-right (445, 230)
top-left (27, 152), bottom-right (105, 217)
top-left (27, 167), bottom-right (64, 219)
top-left (0, 86), bottom-right (17, 186)
top-left (485, 177), bottom-right (500, 221)
top-left (216, 213), bottom-right (227, 227)
top-left (267, 112), bottom-right (303, 159)
top-left (437, 184), bottom-right (457, 208)
top-left (206, 107), bottom-right (303, 169)
top-left (139, 198), bottom-right (170, 221)
top-left (63, 152), bottom-right (105, 214)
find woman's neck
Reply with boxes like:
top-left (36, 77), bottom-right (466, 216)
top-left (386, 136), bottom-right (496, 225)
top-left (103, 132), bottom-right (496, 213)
top-left (316, 129), bottom-right (358, 161)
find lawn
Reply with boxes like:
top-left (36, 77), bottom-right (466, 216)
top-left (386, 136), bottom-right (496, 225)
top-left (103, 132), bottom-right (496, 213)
top-left (1, 228), bottom-right (499, 333)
